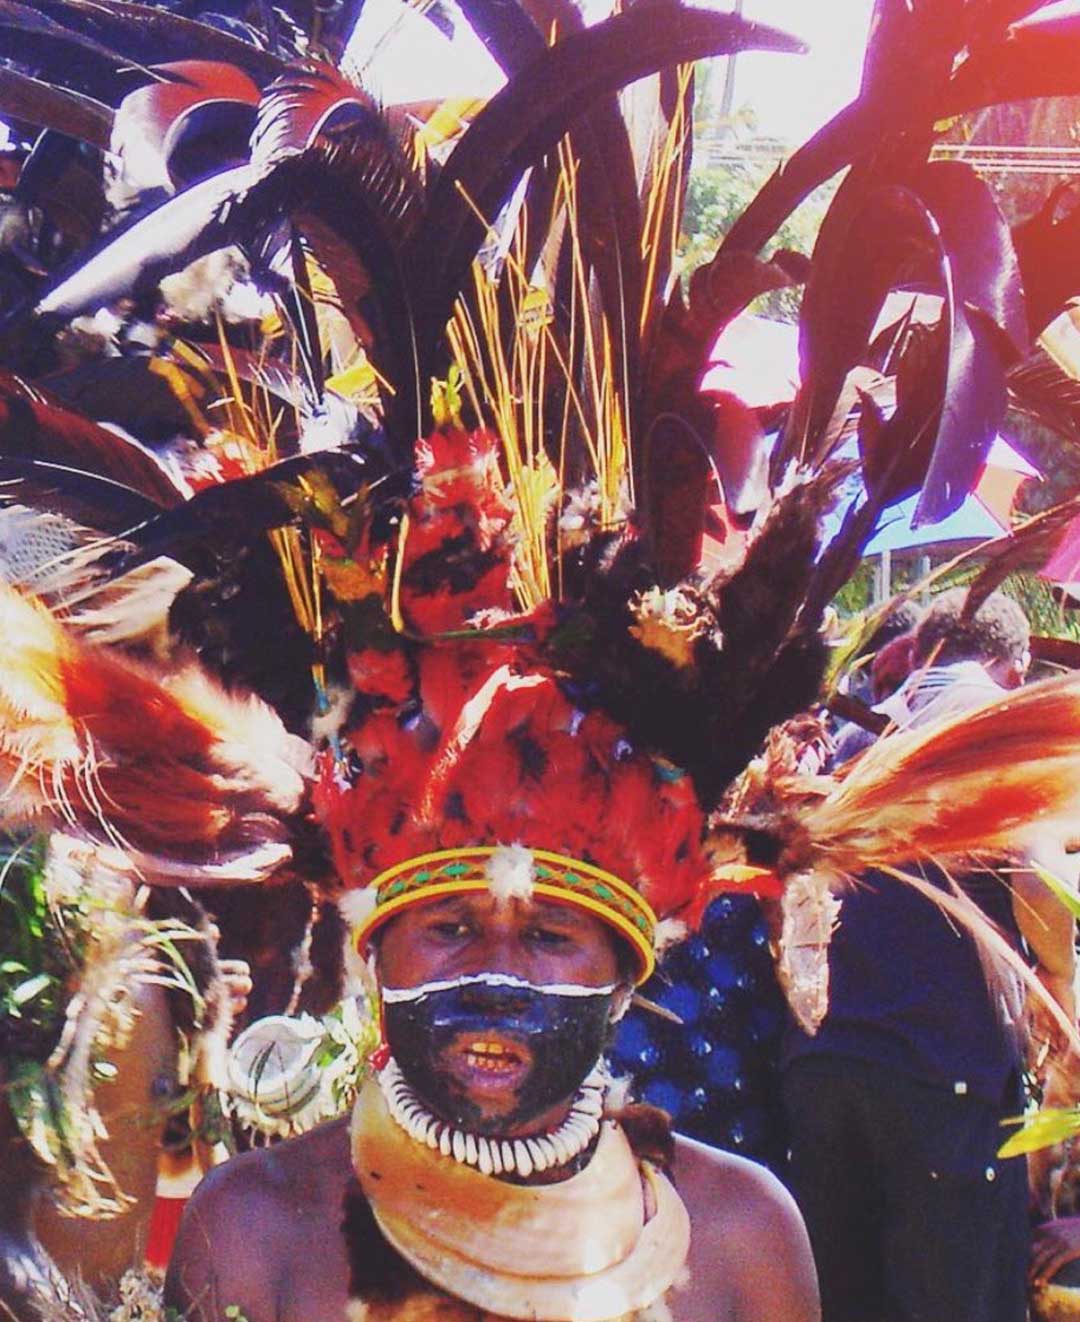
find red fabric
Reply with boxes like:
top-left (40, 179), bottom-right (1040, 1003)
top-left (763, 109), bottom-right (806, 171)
top-left (145, 1195), bottom-right (188, 1271)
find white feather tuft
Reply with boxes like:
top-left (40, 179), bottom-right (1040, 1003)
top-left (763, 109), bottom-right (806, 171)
top-left (338, 891), bottom-right (379, 992)
top-left (487, 843), bottom-right (535, 904)
top-left (653, 918), bottom-right (686, 954)
top-left (339, 888), bottom-right (378, 930)
top-left (310, 683), bottom-right (354, 747)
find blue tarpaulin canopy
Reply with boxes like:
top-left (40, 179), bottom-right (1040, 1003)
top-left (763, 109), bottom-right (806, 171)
top-left (861, 492), bottom-right (1005, 554)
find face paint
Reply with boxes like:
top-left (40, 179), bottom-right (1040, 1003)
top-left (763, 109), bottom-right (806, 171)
top-left (381, 972), bottom-right (616, 1135)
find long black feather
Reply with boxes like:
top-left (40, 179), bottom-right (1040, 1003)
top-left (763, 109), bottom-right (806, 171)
top-left (0, 0), bottom-right (162, 96)
top-left (28, 0), bottom-right (288, 87)
top-left (114, 450), bottom-right (381, 570)
top-left (406, 6), bottom-right (805, 383)
top-left (0, 457), bottom-right (166, 533)
top-left (0, 68), bottom-right (113, 148)
top-left (26, 163), bottom-right (252, 322)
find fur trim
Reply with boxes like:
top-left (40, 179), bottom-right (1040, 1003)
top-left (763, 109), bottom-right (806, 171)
top-left (339, 890), bottom-right (379, 992)
top-left (486, 843), bottom-right (535, 904)
top-left (311, 683), bottom-right (355, 747)
top-left (339, 888), bottom-right (379, 929)
top-left (653, 918), bottom-right (687, 954)
top-left (605, 1072), bottom-right (633, 1112)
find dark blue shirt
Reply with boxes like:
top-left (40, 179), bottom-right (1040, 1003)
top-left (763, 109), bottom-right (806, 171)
top-left (782, 864), bottom-right (1024, 1104)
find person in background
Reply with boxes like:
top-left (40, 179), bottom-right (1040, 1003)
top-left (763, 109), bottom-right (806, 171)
top-left (608, 893), bottom-right (789, 1173)
top-left (781, 588), bottom-right (1077, 1322)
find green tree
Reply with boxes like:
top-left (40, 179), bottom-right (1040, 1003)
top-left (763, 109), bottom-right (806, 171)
top-left (680, 153), bottom-right (838, 322)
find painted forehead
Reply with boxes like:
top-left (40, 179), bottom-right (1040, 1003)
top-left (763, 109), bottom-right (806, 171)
top-left (393, 890), bottom-right (609, 932)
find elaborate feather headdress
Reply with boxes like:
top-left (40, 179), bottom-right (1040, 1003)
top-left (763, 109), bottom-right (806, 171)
top-left (2, 1), bottom-right (1080, 1028)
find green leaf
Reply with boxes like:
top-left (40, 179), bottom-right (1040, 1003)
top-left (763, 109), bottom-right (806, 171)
top-left (10, 972), bottom-right (53, 1006)
top-left (1031, 862), bottom-right (1080, 922)
top-left (998, 1106), bottom-right (1080, 1157)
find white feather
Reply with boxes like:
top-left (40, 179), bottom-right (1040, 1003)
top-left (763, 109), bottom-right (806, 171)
top-left (310, 683), bottom-right (354, 747)
top-left (338, 891), bottom-right (379, 992)
top-left (486, 843), bottom-right (535, 903)
top-left (653, 918), bottom-right (686, 954)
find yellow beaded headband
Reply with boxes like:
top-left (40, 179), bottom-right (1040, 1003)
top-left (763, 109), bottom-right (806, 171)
top-left (352, 846), bottom-right (658, 983)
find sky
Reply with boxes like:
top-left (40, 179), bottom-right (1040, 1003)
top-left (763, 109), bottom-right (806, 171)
top-left (349, 0), bottom-right (877, 147)
top-left (721, 0), bottom-right (875, 141)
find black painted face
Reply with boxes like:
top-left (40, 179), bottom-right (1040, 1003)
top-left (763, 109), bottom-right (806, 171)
top-left (382, 973), bottom-right (614, 1135)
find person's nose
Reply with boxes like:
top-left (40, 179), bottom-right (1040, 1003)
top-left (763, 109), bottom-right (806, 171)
top-left (455, 926), bottom-right (532, 986)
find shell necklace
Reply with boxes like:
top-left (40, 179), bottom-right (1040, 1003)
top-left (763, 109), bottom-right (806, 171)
top-left (378, 1057), bottom-right (607, 1179)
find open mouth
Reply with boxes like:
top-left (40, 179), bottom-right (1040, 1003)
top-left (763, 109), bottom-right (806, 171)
top-left (443, 1031), bottom-right (534, 1092)
top-left (462, 1040), bottom-right (525, 1073)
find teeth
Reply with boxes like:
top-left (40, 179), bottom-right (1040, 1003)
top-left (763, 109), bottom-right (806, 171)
top-left (468, 1041), bottom-right (507, 1056)
top-left (452, 1131), bottom-right (466, 1163)
top-left (425, 1123), bottom-right (441, 1150)
top-left (465, 1133), bottom-right (478, 1166)
top-left (466, 1052), bottom-right (517, 1073)
top-left (501, 1140), bottom-right (515, 1172)
top-left (513, 1140), bottom-right (533, 1179)
top-left (439, 1127), bottom-right (453, 1158)
top-left (526, 1137), bottom-right (547, 1172)
top-left (478, 1137), bottom-right (494, 1176)
top-left (490, 1140), bottom-right (503, 1175)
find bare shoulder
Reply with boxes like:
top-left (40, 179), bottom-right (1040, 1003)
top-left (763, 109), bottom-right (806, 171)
top-left (670, 1135), bottom-right (820, 1322)
top-left (165, 1118), bottom-right (353, 1321)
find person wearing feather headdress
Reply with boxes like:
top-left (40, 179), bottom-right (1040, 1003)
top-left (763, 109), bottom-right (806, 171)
top-left (163, 634), bottom-right (821, 1322)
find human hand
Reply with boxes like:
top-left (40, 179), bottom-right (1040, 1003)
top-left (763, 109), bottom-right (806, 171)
top-left (219, 958), bottom-right (253, 1030)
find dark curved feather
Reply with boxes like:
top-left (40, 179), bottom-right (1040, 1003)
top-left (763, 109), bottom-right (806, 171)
top-left (250, 61), bottom-right (383, 168)
top-left (458, 0), bottom-right (646, 424)
top-left (40, 354), bottom-right (218, 444)
top-left (945, 9), bottom-right (1080, 114)
top-left (229, 135), bottom-right (423, 452)
top-left (408, 5), bottom-right (805, 382)
top-left (114, 449), bottom-right (375, 569)
top-left (910, 161), bottom-right (1024, 523)
top-left (29, 163), bottom-right (253, 321)
top-left (0, 457), bottom-right (167, 532)
top-left (717, 100), bottom-right (870, 262)
top-left (0, 68), bottom-right (113, 149)
top-left (786, 161), bottom-right (1022, 526)
top-left (0, 1), bottom-right (160, 95)
top-left (27, 0), bottom-right (288, 87)
top-left (0, 369), bottom-right (184, 508)
top-left (1011, 184), bottom-right (1080, 338)
top-left (963, 496), bottom-right (1080, 617)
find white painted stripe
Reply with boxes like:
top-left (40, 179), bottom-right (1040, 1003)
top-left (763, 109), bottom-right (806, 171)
top-left (380, 971), bottom-right (616, 1003)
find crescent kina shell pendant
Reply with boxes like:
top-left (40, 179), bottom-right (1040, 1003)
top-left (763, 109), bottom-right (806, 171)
top-left (350, 1082), bottom-right (690, 1322)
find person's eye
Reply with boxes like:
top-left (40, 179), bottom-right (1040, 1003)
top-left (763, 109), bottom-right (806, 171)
top-left (428, 920), bottom-right (472, 940)
top-left (525, 926), bottom-right (573, 949)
